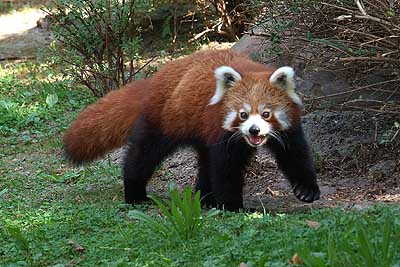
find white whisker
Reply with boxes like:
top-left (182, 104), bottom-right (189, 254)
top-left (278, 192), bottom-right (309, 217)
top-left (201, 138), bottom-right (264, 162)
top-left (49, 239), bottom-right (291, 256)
top-left (269, 129), bottom-right (286, 150)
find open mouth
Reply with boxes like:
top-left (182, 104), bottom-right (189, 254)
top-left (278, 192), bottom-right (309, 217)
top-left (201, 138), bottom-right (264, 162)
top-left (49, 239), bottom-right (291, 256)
top-left (244, 134), bottom-right (268, 147)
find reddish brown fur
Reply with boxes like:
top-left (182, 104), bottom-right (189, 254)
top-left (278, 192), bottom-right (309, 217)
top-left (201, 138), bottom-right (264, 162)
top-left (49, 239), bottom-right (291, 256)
top-left (64, 50), bottom-right (301, 163)
top-left (146, 50), bottom-right (291, 144)
top-left (64, 79), bottom-right (150, 163)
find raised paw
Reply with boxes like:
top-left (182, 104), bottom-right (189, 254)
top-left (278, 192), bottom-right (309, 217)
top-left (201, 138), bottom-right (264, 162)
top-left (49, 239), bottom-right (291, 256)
top-left (293, 183), bottom-right (320, 203)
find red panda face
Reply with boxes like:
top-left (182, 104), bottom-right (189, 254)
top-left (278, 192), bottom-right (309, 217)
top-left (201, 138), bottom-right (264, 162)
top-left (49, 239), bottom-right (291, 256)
top-left (211, 66), bottom-right (302, 147)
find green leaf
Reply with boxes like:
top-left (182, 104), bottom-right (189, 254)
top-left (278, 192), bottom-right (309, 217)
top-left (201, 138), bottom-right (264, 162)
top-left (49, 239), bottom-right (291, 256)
top-left (161, 15), bottom-right (172, 39)
top-left (327, 232), bottom-right (336, 266)
top-left (149, 195), bottom-right (179, 234)
top-left (357, 222), bottom-right (375, 267)
top-left (127, 210), bottom-right (168, 236)
top-left (45, 94), bottom-right (59, 107)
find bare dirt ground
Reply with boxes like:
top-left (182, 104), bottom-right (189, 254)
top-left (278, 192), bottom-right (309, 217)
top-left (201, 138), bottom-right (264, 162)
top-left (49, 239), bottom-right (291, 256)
top-left (2, 9), bottom-right (399, 212)
top-left (0, 9), bottom-right (53, 60)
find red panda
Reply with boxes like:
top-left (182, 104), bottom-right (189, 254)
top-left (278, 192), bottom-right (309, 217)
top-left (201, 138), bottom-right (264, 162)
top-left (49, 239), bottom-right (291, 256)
top-left (64, 49), bottom-right (320, 211)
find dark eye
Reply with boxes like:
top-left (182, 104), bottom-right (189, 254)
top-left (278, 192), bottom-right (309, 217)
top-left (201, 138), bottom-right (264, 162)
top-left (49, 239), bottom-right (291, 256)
top-left (239, 112), bottom-right (249, 120)
top-left (262, 111), bottom-right (271, 119)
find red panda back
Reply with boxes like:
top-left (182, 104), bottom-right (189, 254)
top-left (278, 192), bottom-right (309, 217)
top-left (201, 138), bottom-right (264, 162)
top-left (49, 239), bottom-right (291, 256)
top-left (144, 50), bottom-right (276, 144)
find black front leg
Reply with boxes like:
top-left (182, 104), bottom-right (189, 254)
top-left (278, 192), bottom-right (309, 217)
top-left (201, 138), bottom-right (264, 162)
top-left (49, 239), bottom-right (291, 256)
top-left (208, 133), bottom-right (255, 211)
top-left (267, 125), bottom-right (320, 203)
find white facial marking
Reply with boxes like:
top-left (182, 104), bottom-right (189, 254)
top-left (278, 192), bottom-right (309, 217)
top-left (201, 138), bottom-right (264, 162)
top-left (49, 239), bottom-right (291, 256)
top-left (239, 114), bottom-right (271, 147)
top-left (223, 111), bottom-right (237, 130)
top-left (288, 91), bottom-right (303, 106)
top-left (258, 104), bottom-right (266, 113)
top-left (209, 66), bottom-right (242, 105)
top-left (243, 103), bottom-right (251, 112)
top-left (274, 108), bottom-right (291, 130)
top-left (240, 114), bottom-right (271, 136)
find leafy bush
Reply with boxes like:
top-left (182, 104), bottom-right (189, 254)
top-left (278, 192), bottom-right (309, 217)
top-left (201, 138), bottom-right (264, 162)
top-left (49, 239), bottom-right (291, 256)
top-left (45, 0), bottom-right (145, 97)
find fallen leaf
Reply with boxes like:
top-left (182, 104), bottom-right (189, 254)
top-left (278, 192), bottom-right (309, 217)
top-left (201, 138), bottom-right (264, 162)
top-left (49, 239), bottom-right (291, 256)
top-left (290, 253), bottom-right (303, 265)
top-left (67, 240), bottom-right (86, 253)
top-left (305, 219), bottom-right (320, 229)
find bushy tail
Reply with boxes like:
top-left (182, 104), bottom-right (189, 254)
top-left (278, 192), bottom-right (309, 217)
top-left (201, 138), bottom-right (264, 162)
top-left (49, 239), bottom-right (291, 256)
top-left (64, 79), bottom-right (151, 164)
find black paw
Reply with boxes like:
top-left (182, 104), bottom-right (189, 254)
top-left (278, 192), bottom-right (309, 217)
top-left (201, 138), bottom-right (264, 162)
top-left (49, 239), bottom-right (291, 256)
top-left (200, 192), bottom-right (217, 208)
top-left (293, 183), bottom-right (320, 203)
top-left (217, 201), bottom-right (244, 212)
top-left (125, 195), bottom-right (150, 205)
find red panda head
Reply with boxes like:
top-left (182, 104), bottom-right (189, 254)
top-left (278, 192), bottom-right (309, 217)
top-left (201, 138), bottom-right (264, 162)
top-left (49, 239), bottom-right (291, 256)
top-left (210, 65), bottom-right (302, 147)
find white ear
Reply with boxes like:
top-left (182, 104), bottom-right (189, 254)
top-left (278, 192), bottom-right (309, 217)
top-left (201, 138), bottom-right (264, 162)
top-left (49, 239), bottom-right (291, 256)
top-left (269, 66), bottom-right (295, 91)
top-left (270, 66), bottom-right (302, 106)
top-left (209, 66), bottom-right (242, 105)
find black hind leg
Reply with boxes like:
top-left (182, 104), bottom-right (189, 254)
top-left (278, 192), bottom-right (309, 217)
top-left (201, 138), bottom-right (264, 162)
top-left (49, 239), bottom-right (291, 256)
top-left (208, 133), bottom-right (254, 211)
top-left (194, 145), bottom-right (216, 208)
top-left (267, 125), bottom-right (320, 203)
top-left (123, 117), bottom-right (176, 204)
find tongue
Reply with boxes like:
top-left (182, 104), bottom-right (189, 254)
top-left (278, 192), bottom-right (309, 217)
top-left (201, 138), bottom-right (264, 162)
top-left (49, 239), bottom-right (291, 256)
top-left (249, 135), bottom-right (263, 145)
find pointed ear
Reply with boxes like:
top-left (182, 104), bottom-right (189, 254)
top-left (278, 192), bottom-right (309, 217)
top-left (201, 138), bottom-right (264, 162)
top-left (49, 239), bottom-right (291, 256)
top-left (209, 66), bottom-right (242, 105)
top-left (270, 66), bottom-right (303, 106)
top-left (269, 66), bottom-right (295, 91)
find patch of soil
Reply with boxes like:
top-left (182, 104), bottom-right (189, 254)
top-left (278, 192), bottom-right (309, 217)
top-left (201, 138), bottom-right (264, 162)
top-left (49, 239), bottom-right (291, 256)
top-left (0, 9), bottom-right (53, 60)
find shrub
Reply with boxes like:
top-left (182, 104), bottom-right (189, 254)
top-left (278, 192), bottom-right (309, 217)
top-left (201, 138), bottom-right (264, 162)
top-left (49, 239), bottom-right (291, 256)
top-left (45, 0), bottom-right (147, 97)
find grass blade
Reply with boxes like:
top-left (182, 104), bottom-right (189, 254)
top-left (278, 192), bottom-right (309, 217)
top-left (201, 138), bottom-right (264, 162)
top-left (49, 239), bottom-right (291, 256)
top-left (327, 232), bottom-right (336, 266)
top-left (148, 195), bottom-right (180, 234)
top-left (381, 215), bottom-right (392, 264)
top-left (127, 210), bottom-right (168, 236)
top-left (357, 222), bottom-right (375, 267)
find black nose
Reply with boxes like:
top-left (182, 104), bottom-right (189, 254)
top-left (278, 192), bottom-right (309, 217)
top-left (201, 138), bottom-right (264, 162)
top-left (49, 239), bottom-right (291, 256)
top-left (249, 125), bottom-right (260, 135)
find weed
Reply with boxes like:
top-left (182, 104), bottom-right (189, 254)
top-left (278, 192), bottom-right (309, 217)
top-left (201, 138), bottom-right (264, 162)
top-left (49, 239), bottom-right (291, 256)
top-left (128, 182), bottom-right (219, 241)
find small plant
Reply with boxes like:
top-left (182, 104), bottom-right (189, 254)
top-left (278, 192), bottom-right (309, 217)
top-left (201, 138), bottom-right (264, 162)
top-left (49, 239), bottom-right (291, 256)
top-left (128, 182), bottom-right (219, 240)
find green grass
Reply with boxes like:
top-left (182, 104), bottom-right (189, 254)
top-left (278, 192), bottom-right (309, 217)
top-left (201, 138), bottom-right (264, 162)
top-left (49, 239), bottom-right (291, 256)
top-left (1, 62), bottom-right (399, 267)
